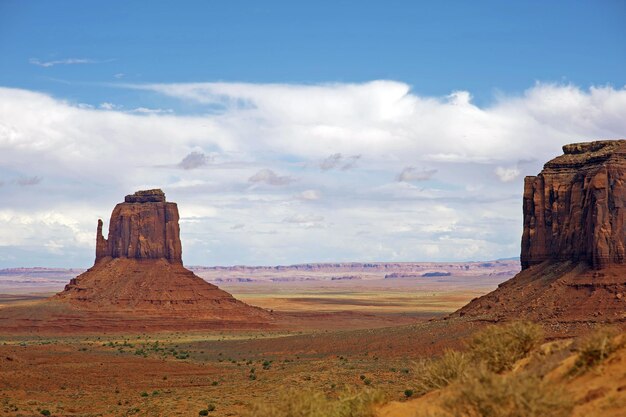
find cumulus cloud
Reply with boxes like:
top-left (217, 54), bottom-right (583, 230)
top-left (99, 102), bottom-right (121, 110)
top-left (319, 153), bottom-right (361, 171)
top-left (320, 153), bottom-right (342, 170)
top-left (248, 169), bottom-right (294, 186)
top-left (0, 81), bottom-right (625, 266)
top-left (495, 166), bottom-right (521, 182)
top-left (396, 168), bottom-right (437, 182)
top-left (28, 58), bottom-right (112, 67)
top-left (178, 151), bottom-right (211, 170)
top-left (297, 189), bottom-right (321, 200)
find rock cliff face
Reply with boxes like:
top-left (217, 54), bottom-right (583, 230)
top-left (95, 189), bottom-right (182, 263)
top-left (521, 140), bottom-right (626, 270)
top-left (455, 140), bottom-right (626, 324)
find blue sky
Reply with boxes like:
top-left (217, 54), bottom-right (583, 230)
top-left (2, 1), bottom-right (624, 104)
top-left (0, 1), bottom-right (625, 267)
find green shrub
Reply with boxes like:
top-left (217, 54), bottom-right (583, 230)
top-left (467, 321), bottom-right (543, 373)
top-left (40, 411), bottom-right (51, 416)
top-left (443, 367), bottom-right (572, 417)
top-left (413, 349), bottom-right (470, 394)
top-left (247, 388), bottom-right (385, 417)
top-left (198, 410), bottom-right (208, 416)
top-left (404, 389), bottom-right (414, 398)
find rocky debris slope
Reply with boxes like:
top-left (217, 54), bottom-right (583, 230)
top-left (454, 140), bottom-right (626, 324)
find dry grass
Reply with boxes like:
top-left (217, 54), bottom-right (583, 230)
top-left (569, 327), bottom-right (620, 376)
top-left (411, 321), bottom-right (544, 398)
top-left (467, 321), bottom-right (544, 373)
top-left (413, 349), bottom-right (471, 394)
top-left (442, 366), bottom-right (573, 417)
top-left (246, 387), bottom-right (385, 417)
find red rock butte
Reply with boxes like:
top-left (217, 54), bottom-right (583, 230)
top-left (0, 189), bottom-right (271, 333)
top-left (456, 140), bottom-right (626, 324)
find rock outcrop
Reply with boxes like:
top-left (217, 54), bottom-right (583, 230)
top-left (521, 140), bottom-right (626, 270)
top-left (53, 189), bottom-right (270, 325)
top-left (455, 140), bottom-right (626, 325)
top-left (95, 189), bottom-right (182, 263)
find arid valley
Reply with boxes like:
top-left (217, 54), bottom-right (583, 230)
top-left (2, 3), bottom-right (626, 416)
top-left (0, 260), bottom-right (518, 415)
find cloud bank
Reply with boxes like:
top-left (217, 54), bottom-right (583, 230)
top-left (0, 81), bottom-right (625, 267)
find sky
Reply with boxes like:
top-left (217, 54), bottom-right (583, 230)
top-left (0, 1), bottom-right (625, 268)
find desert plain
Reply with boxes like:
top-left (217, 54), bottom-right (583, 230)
top-left (0, 261), bottom-right (514, 416)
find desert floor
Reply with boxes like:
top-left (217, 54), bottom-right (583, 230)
top-left (0, 270), bottom-right (510, 416)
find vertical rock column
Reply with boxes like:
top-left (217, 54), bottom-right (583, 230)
top-left (94, 189), bottom-right (183, 264)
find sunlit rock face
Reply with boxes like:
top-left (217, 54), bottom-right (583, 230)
top-left (521, 140), bottom-right (626, 270)
top-left (95, 189), bottom-right (183, 264)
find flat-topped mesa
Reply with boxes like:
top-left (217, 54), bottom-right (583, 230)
top-left (521, 139), bottom-right (626, 270)
top-left (95, 189), bottom-right (183, 263)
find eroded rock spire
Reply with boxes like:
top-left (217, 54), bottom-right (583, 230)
top-left (95, 189), bottom-right (183, 263)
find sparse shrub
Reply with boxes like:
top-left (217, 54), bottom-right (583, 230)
top-left (140, 391), bottom-right (148, 397)
top-left (442, 367), bottom-right (572, 417)
top-left (246, 388), bottom-right (385, 417)
top-left (363, 378), bottom-right (372, 385)
top-left (569, 327), bottom-right (619, 376)
top-left (198, 410), bottom-right (208, 416)
top-left (207, 403), bottom-right (216, 411)
top-left (413, 349), bottom-right (470, 394)
top-left (467, 321), bottom-right (543, 373)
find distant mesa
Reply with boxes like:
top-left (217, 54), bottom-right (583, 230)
top-left (456, 140), bottom-right (626, 325)
top-left (421, 271), bottom-right (451, 277)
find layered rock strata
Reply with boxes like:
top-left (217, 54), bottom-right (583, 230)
top-left (455, 140), bottom-right (626, 324)
top-left (95, 189), bottom-right (182, 263)
top-left (521, 140), bottom-right (626, 270)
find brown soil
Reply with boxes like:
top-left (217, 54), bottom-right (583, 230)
top-left (454, 261), bottom-right (626, 325)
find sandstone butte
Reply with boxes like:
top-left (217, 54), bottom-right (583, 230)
top-left (0, 189), bottom-right (271, 333)
top-left (455, 140), bottom-right (626, 324)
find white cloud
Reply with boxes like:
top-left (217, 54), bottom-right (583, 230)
top-left (99, 102), bottom-right (121, 110)
top-left (319, 153), bottom-right (361, 170)
top-left (297, 189), bottom-right (321, 200)
top-left (28, 58), bottom-right (112, 67)
top-left (396, 167), bottom-right (437, 182)
top-left (0, 81), bottom-right (625, 266)
top-left (129, 107), bottom-right (173, 114)
top-left (495, 166), bottom-right (521, 182)
top-left (248, 169), bottom-right (294, 186)
top-left (178, 151), bottom-right (211, 170)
